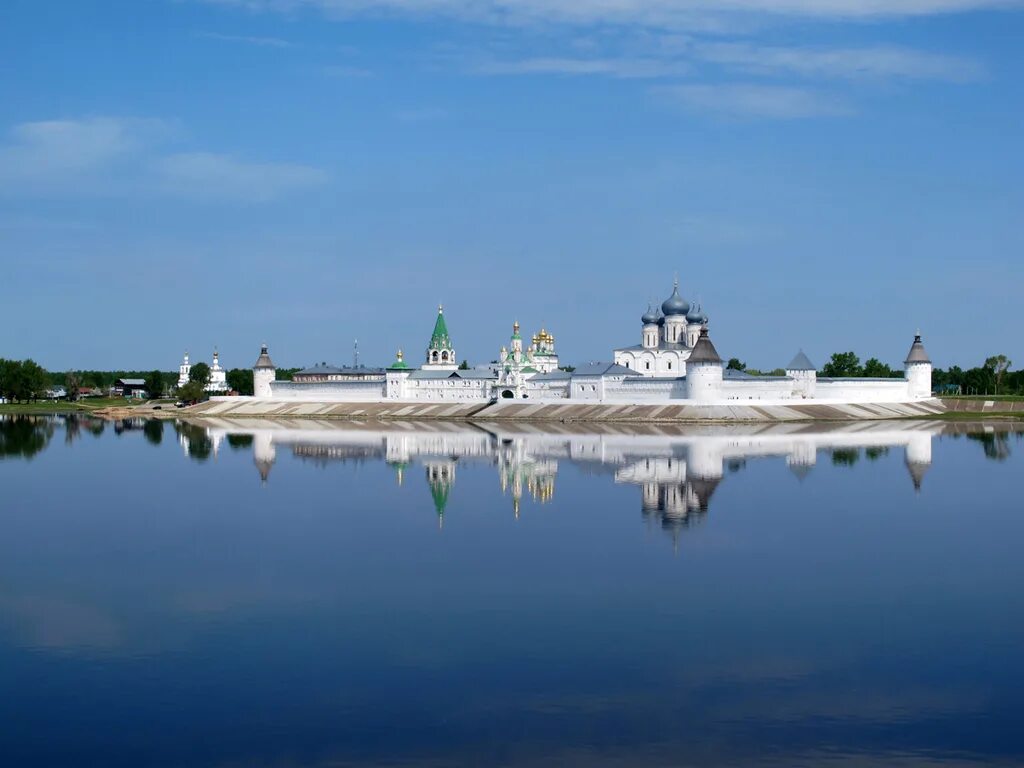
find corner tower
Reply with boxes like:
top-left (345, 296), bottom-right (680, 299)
top-left (686, 327), bottom-right (723, 402)
top-left (252, 343), bottom-right (276, 398)
top-left (904, 332), bottom-right (932, 399)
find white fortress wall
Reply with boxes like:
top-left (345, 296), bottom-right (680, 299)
top-left (719, 378), bottom-right (794, 401)
top-left (815, 379), bottom-right (912, 402)
top-left (269, 380), bottom-right (386, 402)
top-left (401, 378), bottom-right (493, 401)
top-left (603, 378), bottom-right (685, 402)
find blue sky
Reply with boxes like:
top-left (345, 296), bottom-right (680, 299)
top-left (1, 0), bottom-right (1021, 372)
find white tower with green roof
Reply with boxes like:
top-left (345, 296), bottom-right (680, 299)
top-left (423, 304), bottom-right (457, 371)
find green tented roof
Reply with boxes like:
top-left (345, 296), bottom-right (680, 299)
top-left (429, 308), bottom-right (451, 350)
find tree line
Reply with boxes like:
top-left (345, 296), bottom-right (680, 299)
top-left (726, 352), bottom-right (1018, 395)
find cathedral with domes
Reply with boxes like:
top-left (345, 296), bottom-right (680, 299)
top-left (613, 279), bottom-right (710, 377)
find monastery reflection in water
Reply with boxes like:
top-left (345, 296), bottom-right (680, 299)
top-left (170, 417), bottom-right (1020, 542)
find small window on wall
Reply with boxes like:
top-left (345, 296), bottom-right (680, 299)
top-left (645, 362), bottom-right (650, 370)
top-left (668, 362), bottom-right (672, 370)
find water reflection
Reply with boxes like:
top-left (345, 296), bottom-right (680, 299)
top-left (173, 417), bottom-right (1020, 534)
top-left (0, 415), bottom-right (55, 459)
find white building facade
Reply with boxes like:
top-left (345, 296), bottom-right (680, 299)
top-left (178, 349), bottom-right (229, 392)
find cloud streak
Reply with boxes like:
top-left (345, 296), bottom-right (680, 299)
top-left (693, 42), bottom-right (985, 81)
top-left (656, 83), bottom-right (853, 118)
top-left (202, 0), bottom-right (1024, 26)
top-left (0, 117), bottom-right (327, 203)
top-left (474, 56), bottom-right (691, 79)
top-left (156, 152), bottom-right (328, 202)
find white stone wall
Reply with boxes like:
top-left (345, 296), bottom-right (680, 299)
top-left (603, 378), bottom-right (684, 402)
top-left (815, 379), bottom-right (912, 402)
top-left (524, 379), bottom-right (570, 400)
top-left (269, 380), bottom-right (385, 401)
top-left (403, 378), bottom-right (493, 401)
top-left (719, 378), bottom-right (795, 401)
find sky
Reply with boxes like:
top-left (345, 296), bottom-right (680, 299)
top-left (1, 0), bottom-right (1022, 372)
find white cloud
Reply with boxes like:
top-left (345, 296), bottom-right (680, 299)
top-left (155, 152), bottom-right (328, 202)
top-left (473, 56), bottom-right (690, 78)
top-left (693, 42), bottom-right (984, 81)
top-left (0, 117), bottom-right (171, 189)
top-left (0, 117), bottom-right (326, 202)
top-left (656, 83), bottom-right (853, 118)
top-left (202, 0), bottom-right (1023, 25)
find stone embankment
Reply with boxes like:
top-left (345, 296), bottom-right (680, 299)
top-left (187, 397), bottom-right (948, 423)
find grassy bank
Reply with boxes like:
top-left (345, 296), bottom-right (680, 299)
top-left (0, 398), bottom-right (173, 415)
top-left (943, 394), bottom-right (1024, 402)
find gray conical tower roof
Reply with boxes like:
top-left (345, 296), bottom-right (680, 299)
top-left (253, 344), bottom-right (275, 370)
top-left (787, 350), bottom-right (816, 371)
top-left (688, 327), bottom-right (722, 364)
top-left (906, 459), bottom-right (930, 492)
top-left (904, 333), bottom-right (931, 365)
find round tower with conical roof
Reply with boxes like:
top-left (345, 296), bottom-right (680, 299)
top-left (252, 343), bottom-right (276, 398)
top-left (904, 332), bottom-right (932, 399)
top-left (687, 327), bottom-right (723, 402)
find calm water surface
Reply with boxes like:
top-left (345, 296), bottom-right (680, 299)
top-left (1, 415), bottom-right (1023, 767)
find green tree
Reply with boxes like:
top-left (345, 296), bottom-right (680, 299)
top-left (143, 419), bottom-right (164, 446)
top-left (13, 360), bottom-right (48, 402)
top-left (177, 380), bottom-right (206, 404)
top-left (831, 448), bottom-right (860, 466)
top-left (862, 358), bottom-right (893, 378)
top-left (726, 358), bottom-right (746, 371)
top-left (984, 355), bottom-right (1012, 394)
top-left (65, 371), bottom-right (82, 401)
top-left (226, 434), bottom-right (254, 449)
top-left (189, 362), bottom-right (211, 386)
top-left (458, 360), bottom-right (470, 370)
top-left (822, 352), bottom-right (862, 378)
top-left (145, 370), bottom-right (164, 399)
top-left (226, 368), bottom-right (253, 395)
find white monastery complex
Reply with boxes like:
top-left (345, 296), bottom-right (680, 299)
top-left (238, 280), bottom-right (933, 409)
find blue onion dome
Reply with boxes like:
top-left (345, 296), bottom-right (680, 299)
top-left (641, 303), bottom-right (659, 325)
top-left (661, 281), bottom-right (690, 316)
top-left (686, 303), bottom-right (707, 325)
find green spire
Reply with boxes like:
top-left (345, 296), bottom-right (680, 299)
top-left (429, 304), bottom-right (451, 350)
top-left (430, 479), bottom-right (450, 515)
